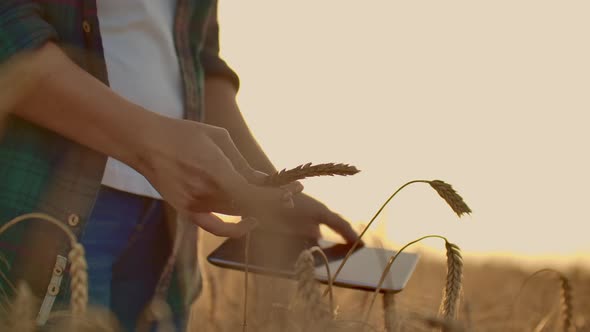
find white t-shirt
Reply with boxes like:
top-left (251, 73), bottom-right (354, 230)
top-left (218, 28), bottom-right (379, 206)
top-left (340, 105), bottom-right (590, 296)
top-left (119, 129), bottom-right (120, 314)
top-left (97, 0), bottom-right (182, 199)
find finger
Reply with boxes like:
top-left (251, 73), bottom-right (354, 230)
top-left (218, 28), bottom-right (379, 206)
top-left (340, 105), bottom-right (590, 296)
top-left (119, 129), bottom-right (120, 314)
top-left (184, 181), bottom-right (294, 216)
top-left (186, 191), bottom-right (240, 216)
top-left (188, 212), bottom-right (258, 238)
top-left (320, 211), bottom-right (360, 243)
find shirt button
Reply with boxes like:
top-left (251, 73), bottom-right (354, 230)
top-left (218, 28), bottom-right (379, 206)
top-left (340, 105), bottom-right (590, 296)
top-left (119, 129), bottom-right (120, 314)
top-left (67, 213), bottom-right (80, 227)
top-left (82, 20), bottom-right (91, 33)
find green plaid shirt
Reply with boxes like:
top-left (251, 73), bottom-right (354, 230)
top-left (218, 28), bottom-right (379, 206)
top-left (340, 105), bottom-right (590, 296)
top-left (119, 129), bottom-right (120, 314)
top-left (0, 0), bottom-right (238, 315)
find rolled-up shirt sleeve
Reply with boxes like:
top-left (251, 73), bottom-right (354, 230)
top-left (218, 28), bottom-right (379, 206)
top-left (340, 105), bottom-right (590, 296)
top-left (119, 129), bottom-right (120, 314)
top-left (0, 1), bottom-right (57, 63)
top-left (200, 0), bottom-right (240, 91)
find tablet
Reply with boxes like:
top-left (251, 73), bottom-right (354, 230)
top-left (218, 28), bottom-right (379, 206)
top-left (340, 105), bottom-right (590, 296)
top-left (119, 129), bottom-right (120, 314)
top-left (207, 230), bottom-right (419, 293)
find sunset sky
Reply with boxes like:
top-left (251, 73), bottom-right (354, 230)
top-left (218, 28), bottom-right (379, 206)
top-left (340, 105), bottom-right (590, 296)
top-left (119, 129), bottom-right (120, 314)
top-left (216, 1), bottom-right (590, 265)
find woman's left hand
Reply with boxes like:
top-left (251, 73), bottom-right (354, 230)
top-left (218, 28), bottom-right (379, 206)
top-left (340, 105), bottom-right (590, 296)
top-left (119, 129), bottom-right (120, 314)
top-left (257, 192), bottom-right (359, 243)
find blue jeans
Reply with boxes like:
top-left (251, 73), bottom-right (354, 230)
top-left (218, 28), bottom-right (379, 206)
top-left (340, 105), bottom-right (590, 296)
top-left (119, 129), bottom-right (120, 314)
top-left (56, 186), bottom-right (187, 331)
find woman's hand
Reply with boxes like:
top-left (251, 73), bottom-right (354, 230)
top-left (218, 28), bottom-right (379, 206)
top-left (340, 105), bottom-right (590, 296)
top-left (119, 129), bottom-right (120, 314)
top-left (256, 192), bottom-right (359, 243)
top-left (136, 116), bottom-right (302, 237)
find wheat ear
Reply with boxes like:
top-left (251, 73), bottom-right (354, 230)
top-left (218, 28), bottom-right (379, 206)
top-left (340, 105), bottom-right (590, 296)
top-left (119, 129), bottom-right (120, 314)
top-left (429, 180), bottom-right (472, 217)
top-left (439, 241), bottom-right (463, 320)
top-left (382, 291), bottom-right (396, 332)
top-left (558, 274), bottom-right (573, 332)
top-left (293, 249), bottom-right (331, 323)
top-left (294, 250), bottom-right (320, 308)
top-left (68, 243), bottom-right (88, 317)
top-left (264, 162), bottom-right (359, 187)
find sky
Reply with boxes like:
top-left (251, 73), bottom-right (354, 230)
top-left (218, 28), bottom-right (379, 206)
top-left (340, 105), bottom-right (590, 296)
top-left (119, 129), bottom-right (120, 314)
top-left (216, 1), bottom-right (590, 265)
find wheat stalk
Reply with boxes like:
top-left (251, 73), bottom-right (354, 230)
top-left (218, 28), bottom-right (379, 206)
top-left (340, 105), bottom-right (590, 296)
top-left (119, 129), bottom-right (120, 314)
top-left (264, 162), bottom-right (360, 187)
top-left (439, 241), bottom-right (463, 320)
top-left (382, 291), bottom-right (396, 332)
top-left (532, 308), bottom-right (556, 332)
top-left (243, 231), bottom-right (252, 332)
top-left (205, 265), bottom-right (220, 330)
top-left (309, 246), bottom-right (335, 318)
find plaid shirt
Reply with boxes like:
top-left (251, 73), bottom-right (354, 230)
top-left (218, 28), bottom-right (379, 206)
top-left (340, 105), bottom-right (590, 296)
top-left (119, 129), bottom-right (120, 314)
top-left (0, 0), bottom-right (238, 319)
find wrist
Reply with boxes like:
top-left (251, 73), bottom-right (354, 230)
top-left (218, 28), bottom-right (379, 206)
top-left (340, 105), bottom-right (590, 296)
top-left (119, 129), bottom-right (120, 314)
top-left (117, 109), bottom-right (169, 174)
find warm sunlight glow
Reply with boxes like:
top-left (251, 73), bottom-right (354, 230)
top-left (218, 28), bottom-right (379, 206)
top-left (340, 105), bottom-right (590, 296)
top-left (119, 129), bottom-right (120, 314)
top-left (217, 1), bottom-right (589, 264)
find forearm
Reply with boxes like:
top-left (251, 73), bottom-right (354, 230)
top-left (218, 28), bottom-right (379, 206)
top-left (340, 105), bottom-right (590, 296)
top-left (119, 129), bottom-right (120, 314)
top-left (7, 42), bottom-right (161, 171)
top-left (203, 77), bottom-right (277, 174)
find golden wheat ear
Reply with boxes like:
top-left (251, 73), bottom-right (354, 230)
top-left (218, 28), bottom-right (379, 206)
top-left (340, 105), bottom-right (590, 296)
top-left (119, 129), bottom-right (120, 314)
top-left (439, 241), bottom-right (464, 320)
top-left (429, 180), bottom-right (472, 217)
top-left (292, 249), bottom-right (331, 324)
top-left (558, 274), bottom-right (573, 332)
top-left (264, 163), bottom-right (360, 187)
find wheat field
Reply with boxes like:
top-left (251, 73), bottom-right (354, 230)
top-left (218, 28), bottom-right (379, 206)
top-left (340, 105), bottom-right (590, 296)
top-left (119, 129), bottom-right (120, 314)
top-left (0, 210), bottom-right (588, 331)
top-left (0, 160), bottom-right (587, 331)
top-left (189, 230), bottom-right (589, 332)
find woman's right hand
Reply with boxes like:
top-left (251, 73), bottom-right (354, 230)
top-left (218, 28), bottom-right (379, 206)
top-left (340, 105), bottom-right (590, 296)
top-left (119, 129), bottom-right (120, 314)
top-left (134, 116), bottom-right (301, 238)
